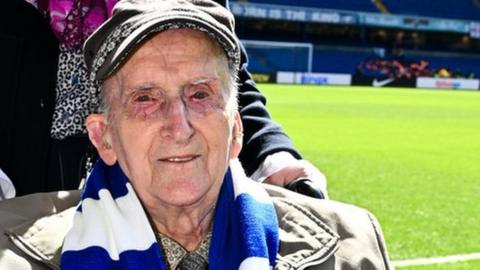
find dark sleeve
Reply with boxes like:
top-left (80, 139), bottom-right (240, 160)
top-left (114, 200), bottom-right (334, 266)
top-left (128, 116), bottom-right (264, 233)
top-left (236, 43), bottom-right (301, 176)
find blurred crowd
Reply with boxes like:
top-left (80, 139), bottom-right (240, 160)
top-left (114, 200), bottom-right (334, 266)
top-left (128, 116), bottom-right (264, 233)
top-left (357, 57), bottom-right (431, 79)
top-left (356, 49), bottom-right (476, 80)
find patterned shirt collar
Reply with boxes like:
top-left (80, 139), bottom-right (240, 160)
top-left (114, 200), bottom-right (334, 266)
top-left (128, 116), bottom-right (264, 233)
top-left (156, 231), bottom-right (212, 270)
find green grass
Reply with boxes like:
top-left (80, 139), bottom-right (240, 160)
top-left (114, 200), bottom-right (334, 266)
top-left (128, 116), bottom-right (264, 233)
top-left (260, 84), bottom-right (480, 264)
top-left (397, 259), bottom-right (480, 270)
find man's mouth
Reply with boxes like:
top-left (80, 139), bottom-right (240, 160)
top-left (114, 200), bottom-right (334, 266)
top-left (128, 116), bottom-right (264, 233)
top-left (159, 155), bottom-right (200, 163)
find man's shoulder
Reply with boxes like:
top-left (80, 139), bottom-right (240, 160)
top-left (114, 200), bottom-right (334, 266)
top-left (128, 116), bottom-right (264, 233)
top-left (0, 190), bottom-right (80, 270)
top-left (264, 184), bottom-right (391, 270)
top-left (264, 183), bottom-right (373, 220)
top-left (0, 190), bottom-right (80, 224)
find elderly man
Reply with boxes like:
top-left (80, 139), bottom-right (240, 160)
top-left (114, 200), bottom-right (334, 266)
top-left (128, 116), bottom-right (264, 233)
top-left (0, 0), bottom-right (391, 269)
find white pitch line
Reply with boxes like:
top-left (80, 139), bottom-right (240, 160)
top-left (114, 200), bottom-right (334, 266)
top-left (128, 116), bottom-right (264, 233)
top-left (393, 252), bottom-right (480, 268)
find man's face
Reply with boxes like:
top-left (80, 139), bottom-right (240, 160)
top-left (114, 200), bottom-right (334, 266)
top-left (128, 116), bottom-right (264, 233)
top-left (92, 29), bottom-right (241, 208)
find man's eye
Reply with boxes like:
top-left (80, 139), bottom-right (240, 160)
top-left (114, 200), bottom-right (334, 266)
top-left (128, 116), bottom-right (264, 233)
top-left (191, 91), bottom-right (209, 100)
top-left (135, 95), bottom-right (152, 102)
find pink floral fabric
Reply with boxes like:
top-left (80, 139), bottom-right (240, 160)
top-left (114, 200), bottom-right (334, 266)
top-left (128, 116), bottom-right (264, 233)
top-left (26, 0), bottom-right (117, 48)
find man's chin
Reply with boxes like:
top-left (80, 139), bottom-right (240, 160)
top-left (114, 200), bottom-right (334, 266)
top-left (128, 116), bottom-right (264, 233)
top-left (157, 190), bottom-right (209, 207)
top-left (155, 181), bottom-right (210, 205)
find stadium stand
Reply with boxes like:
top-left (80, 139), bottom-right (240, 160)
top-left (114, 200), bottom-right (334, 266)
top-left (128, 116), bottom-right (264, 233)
top-left (406, 51), bottom-right (480, 78)
top-left (245, 42), bottom-right (480, 80)
top-left (247, 0), bottom-right (480, 20)
top-left (242, 40), bottom-right (313, 73)
top-left (248, 0), bottom-right (378, 13)
top-left (246, 46), bottom-right (311, 73)
top-left (233, 0), bottom-right (480, 83)
top-left (248, 44), bottom-right (479, 75)
top-left (381, 0), bottom-right (480, 20)
top-left (312, 47), bottom-right (371, 74)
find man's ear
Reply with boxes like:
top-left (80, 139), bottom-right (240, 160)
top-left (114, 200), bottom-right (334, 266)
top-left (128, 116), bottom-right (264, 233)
top-left (229, 112), bottom-right (243, 160)
top-left (86, 114), bottom-right (117, 165)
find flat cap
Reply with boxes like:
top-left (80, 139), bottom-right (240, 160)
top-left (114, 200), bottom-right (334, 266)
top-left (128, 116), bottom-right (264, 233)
top-left (83, 0), bottom-right (240, 111)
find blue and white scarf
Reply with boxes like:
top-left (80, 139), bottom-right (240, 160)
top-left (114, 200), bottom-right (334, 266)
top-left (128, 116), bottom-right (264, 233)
top-left (61, 160), bottom-right (279, 269)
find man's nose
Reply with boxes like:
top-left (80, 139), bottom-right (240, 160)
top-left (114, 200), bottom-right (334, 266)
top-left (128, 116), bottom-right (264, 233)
top-left (160, 98), bottom-right (194, 143)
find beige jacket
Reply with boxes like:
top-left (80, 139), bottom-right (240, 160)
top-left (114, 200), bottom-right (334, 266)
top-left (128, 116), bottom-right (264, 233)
top-left (0, 185), bottom-right (391, 270)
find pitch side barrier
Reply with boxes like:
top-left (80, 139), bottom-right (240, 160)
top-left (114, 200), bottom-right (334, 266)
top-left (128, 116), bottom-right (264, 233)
top-left (272, 71), bottom-right (480, 90)
top-left (416, 77), bottom-right (479, 90)
top-left (276, 71), bottom-right (352, 86)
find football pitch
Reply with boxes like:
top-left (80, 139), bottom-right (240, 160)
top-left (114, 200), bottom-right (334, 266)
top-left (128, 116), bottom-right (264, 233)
top-left (259, 84), bottom-right (480, 270)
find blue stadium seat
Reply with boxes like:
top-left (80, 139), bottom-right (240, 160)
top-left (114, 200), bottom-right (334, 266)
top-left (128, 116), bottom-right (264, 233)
top-left (382, 0), bottom-right (480, 20)
top-left (313, 49), bottom-right (371, 73)
top-left (245, 46), bottom-right (311, 73)
top-left (244, 44), bottom-right (372, 74)
top-left (421, 54), bottom-right (480, 78)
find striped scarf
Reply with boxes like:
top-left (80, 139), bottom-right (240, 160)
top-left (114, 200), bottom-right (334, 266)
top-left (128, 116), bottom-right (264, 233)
top-left (61, 160), bottom-right (279, 269)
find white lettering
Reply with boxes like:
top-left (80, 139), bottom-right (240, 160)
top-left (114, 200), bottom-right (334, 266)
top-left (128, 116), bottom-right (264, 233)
top-left (285, 10), bottom-right (306, 21)
top-left (244, 6), bottom-right (268, 18)
top-left (268, 9), bottom-right (282, 20)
